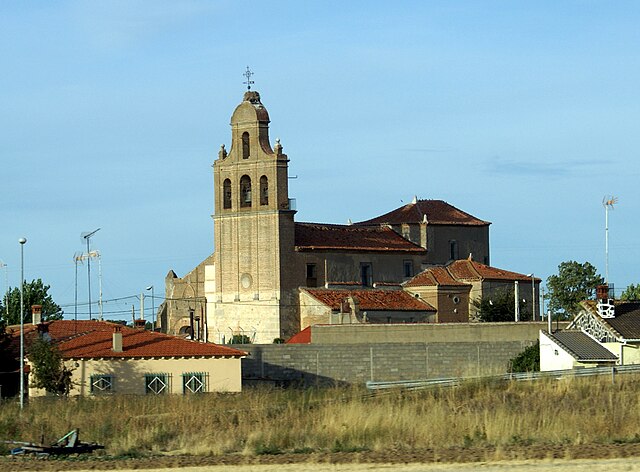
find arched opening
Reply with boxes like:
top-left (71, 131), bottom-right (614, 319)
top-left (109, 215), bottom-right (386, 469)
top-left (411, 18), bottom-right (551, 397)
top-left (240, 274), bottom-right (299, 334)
top-left (223, 178), bottom-right (232, 209)
top-left (240, 175), bottom-right (252, 207)
top-left (260, 175), bottom-right (268, 205)
top-left (242, 132), bottom-right (250, 159)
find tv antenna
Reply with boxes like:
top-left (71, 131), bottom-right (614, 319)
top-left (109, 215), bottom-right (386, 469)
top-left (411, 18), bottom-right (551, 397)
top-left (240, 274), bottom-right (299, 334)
top-left (81, 228), bottom-right (100, 320)
top-left (603, 196), bottom-right (618, 284)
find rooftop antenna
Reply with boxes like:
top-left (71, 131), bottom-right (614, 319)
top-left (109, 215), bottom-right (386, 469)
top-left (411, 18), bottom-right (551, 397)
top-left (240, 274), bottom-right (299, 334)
top-left (81, 228), bottom-right (100, 320)
top-left (603, 196), bottom-right (618, 285)
top-left (243, 66), bottom-right (254, 90)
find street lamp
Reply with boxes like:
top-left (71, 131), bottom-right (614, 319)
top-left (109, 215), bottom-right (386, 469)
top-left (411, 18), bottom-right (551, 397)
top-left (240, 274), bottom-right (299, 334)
top-left (0, 260), bottom-right (7, 321)
top-left (146, 285), bottom-right (154, 331)
top-left (18, 237), bottom-right (26, 410)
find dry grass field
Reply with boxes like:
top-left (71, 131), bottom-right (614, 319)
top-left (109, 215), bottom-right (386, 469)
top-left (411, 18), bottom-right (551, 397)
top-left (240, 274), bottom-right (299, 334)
top-left (1, 375), bottom-right (640, 468)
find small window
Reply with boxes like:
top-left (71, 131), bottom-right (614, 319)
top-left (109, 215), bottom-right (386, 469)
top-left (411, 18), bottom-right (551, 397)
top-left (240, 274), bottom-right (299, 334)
top-left (449, 240), bottom-right (459, 260)
top-left (361, 263), bottom-right (372, 287)
top-left (306, 263), bottom-right (318, 287)
top-left (182, 372), bottom-right (207, 394)
top-left (90, 374), bottom-right (113, 394)
top-left (403, 260), bottom-right (413, 278)
top-left (401, 224), bottom-right (410, 240)
top-left (240, 175), bottom-right (252, 207)
top-left (260, 175), bottom-right (268, 206)
top-left (242, 132), bottom-right (250, 159)
top-left (223, 178), bottom-right (232, 209)
top-left (145, 373), bottom-right (169, 395)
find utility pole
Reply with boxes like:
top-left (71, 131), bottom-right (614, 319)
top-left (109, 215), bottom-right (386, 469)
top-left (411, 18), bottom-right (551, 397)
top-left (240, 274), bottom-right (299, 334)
top-left (82, 228), bottom-right (100, 320)
top-left (19, 238), bottom-right (26, 410)
top-left (514, 281), bottom-right (520, 322)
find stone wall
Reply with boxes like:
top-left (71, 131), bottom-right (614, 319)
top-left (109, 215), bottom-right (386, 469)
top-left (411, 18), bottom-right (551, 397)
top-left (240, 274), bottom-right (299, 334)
top-left (239, 340), bottom-right (533, 386)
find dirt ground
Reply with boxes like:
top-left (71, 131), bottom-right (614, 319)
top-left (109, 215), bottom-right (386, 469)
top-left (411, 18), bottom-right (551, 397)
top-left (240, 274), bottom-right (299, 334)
top-left (3, 443), bottom-right (640, 472)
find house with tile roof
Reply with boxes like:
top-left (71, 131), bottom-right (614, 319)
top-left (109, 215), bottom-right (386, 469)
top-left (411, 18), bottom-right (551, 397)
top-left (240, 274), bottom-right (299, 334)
top-left (445, 258), bottom-right (541, 321)
top-left (164, 90), bottom-right (491, 343)
top-left (9, 319), bottom-right (246, 397)
top-left (300, 288), bottom-right (436, 327)
top-left (356, 196), bottom-right (490, 266)
top-left (403, 266), bottom-right (472, 323)
top-left (566, 298), bottom-right (640, 365)
top-left (539, 330), bottom-right (618, 371)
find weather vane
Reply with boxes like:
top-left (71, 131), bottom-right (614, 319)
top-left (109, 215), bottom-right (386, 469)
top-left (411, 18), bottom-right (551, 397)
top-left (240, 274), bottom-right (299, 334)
top-left (243, 66), bottom-right (254, 90)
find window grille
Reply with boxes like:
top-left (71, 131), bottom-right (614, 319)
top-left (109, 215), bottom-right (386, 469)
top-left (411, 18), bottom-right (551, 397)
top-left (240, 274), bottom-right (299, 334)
top-left (145, 373), bottom-right (170, 395)
top-left (90, 374), bottom-right (113, 394)
top-left (182, 372), bottom-right (207, 394)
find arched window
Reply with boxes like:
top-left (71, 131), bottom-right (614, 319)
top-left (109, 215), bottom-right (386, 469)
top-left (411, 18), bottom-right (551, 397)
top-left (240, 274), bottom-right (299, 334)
top-left (223, 178), bottom-right (232, 209)
top-left (242, 132), bottom-right (250, 159)
top-left (260, 175), bottom-right (268, 205)
top-left (240, 175), bottom-right (252, 207)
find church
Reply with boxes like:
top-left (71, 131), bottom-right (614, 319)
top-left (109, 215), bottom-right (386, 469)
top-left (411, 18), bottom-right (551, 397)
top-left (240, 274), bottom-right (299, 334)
top-left (161, 89), bottom-right (499, 344)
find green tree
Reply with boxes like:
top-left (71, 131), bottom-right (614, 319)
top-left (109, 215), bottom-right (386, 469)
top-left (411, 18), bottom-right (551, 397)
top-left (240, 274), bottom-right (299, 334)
top-left (231, 334), bottom-right (251, 344)
top-left (621, 284), bottom-right (640, 301)
top-left (0, 279), bottom-right (62, 325)
top-left (545, 261), bottom-right (603, 319)
top-left (472, 289), bottom-right (532, 322)
top-left (28, 335), bottom-right (73, 396)
top-left (509, 341), bottom-right (540, 372)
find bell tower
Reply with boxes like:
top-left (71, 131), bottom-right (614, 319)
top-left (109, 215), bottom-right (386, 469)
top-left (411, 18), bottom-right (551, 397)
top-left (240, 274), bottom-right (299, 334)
top-left (210, 90), bottom-right (297, 343)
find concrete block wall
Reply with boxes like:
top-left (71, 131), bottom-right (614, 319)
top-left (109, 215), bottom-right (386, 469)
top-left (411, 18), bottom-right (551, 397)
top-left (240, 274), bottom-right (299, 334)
top-left (240, 340), bottom-right (533, 386)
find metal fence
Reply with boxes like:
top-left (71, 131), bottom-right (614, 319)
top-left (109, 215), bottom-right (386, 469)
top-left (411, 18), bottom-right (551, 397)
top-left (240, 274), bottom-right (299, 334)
top-left (366, 363), bottom-right (640, 391)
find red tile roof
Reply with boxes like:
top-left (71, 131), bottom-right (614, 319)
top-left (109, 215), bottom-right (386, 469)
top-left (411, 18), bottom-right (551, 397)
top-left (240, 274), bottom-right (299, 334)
top-left (404, 266), bottom-right (471, 287)
top-left (447, 259), bottom-right (540, 282)
top-left (8, 320), bottom-right (246, 359)
top-left (286, 326), bottom-right (312, 344)
top-left (295, 223), bottom-right (426, 253)
top-left (303, 288), bottom-right (436, 312)
top-left (356, 199), bottom-right (490, 226)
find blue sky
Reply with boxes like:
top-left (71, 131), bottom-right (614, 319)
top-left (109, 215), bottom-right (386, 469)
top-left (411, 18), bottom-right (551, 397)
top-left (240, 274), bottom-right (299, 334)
top-left (1, 1), bottom-right (639, 320)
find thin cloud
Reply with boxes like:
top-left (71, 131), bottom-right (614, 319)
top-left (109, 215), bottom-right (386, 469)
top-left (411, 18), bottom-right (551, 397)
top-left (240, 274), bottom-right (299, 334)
top-left (485, 157), bottom-right (613, 177)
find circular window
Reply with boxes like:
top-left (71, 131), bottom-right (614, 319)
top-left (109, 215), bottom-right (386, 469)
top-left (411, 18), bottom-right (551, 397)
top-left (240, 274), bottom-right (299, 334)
top-left (240, 273), bottom-right (253, 289)
top-left (452, 296), bottom-right (460, 305)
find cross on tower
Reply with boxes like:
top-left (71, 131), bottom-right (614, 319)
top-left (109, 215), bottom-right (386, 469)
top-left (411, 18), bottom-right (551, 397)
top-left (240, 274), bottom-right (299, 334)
top-left (243, 66), bottom-right (254, 90)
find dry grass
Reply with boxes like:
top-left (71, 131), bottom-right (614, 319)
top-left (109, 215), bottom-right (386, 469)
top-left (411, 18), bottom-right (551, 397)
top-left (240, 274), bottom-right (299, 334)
top-left (1, 375), bottom-right (640, 457)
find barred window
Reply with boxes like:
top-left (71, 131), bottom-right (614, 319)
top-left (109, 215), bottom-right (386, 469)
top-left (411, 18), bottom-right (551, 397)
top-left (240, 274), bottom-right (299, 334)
top-left (145, 373), bottom-right (170, 395)
top-left (90, 374), bottom-right (113, 394)
top-left (182, 372), bottom-right (207, 394)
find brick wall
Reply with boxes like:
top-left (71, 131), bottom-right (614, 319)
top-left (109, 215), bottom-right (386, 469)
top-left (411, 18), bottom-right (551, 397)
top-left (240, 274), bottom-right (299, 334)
top-left (239, 340), bottom-right (533, 386)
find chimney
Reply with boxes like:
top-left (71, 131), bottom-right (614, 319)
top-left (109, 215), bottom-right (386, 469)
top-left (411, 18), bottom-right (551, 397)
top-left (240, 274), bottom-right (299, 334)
top-left (112, 326), bottom-right (123, 352)
top-left (596, 284), bottom-right (609, 301)
top-left (31, 305), bottom-right (42, 325)
top-left (134, 319), bottom-right (146, 329)
top-left (596, 284), bottom-right (615, 318)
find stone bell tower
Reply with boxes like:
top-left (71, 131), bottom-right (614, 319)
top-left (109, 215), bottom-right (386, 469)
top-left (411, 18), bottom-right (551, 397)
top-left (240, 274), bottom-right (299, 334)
top-left (210, 90), bottom-right (297, 343)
